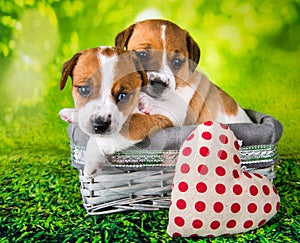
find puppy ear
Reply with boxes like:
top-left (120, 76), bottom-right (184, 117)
top-left (60, 52), bottom-right (82, 90)
top-left (186, 33), bottom-right (200, 72)
top-left (138, 69), bottom-right (148, 87)
top-left (115, 24), bottom-right (135, 50)
top-left (132, 56), bottom-right (148, 87)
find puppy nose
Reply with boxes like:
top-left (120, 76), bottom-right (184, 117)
top-left (150, 78), bottom-right (168, 88)
top-left (149, 78), bottom-right (168, 97)
top-left (92, 116), bottom-right (111, 134)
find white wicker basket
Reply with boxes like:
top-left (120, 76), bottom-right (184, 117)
top-left (67, 110), bottom-right (283, 215)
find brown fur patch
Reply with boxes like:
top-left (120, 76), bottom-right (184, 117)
top-left (184, 72), bottom-right (241, 123)
top-left (127, 21), bottom-right (164, 50)
top-left (71, 48), bottom-right (103, 109)
top-left (184, 73), bottom-right (221, 124)
top-left (120, 113), bottom-right (173, 140)
top-left (101, 47), bottom-right (118, 57)
top-left (216, 86), bottom-right (239, 116)
top-left (112, 77), bottom-right (140, 118)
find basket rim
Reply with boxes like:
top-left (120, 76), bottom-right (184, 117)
top-left (70, 143), bottom-right (279, 169)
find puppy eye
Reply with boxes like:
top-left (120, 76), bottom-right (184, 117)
top-left (172, 58), bottom-right (183, 69)
top-left (77, 85), bottom-right (91, 97)
top-left (136, 51), bottom-right (150, 61)
top-left (117, 92), bottom-right (130, 103)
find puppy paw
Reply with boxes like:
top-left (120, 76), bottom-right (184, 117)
top-left (59, 108), bottom-right (78, 123)
top-left (84, 161), bottom-right (105, 178)
top-left (139, 92), bottom-right (154, 115)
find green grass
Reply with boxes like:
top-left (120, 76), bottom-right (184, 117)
top-left (0, 151), bottom-right (299, 242)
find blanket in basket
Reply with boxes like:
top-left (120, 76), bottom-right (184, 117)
top-left (68, 109), bottom-right (282, 173)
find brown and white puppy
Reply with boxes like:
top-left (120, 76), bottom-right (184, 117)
top-left (59, 47), bottom-right (172, 177)
top-left (115, 19), bottom-right (252, 126)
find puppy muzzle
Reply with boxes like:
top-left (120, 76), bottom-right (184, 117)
top-left (91, 115), bottom-right (112, 135)
top-left (146, 71), bottom-right (172, 98)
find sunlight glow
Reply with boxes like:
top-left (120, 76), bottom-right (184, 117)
top-left (135, 8), bottom-right (162, 22)
top-left (3, 8), bottom-right (59, 105)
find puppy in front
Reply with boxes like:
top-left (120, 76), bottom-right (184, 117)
top-left (59, 47), bottom-right (173, 177)
top-left (115, 19), bottom-right (252, 126)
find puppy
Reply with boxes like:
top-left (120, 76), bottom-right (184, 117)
top-left (115, 19), bottom-right (252, 126)
top-left (59, 47), bottom-right (173, 177)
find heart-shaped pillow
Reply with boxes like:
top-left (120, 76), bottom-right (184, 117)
top-left (167, 121), bottom-right (280, 238)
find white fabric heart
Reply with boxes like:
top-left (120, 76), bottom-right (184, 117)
top-left (167, 121), bottom-right (280, 238)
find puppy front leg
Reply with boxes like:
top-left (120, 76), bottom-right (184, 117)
top-left (139, 92), bottom-right (186, 126)
top-left (84, 137), bottom-right (106, 178)
top-left (139, 92), bottom-right (162, 115)
top-left (84, 134), bottom-right (137, 177)
top-left (84, 114), bottom-right (173, 177)
top-left (121, 113), bottom-right (174, 141)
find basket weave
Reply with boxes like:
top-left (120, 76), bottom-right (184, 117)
top-left (68, 110), bottom-right (283, 215)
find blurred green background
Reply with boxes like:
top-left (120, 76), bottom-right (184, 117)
top-left (0, 0), bottom-right (299, 156)
top-left (0, 0), bottom-right (299, 242)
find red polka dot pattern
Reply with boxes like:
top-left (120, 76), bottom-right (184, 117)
top-left (276, 202), bottom-right (280, 211)
top-left (262, 185), bottom-right (270, 195)
top-left (234, 140), bottom-right (240, 150)
top-left (233, 184), bottom-right (243, 195)
top-left (226, 220), bottom-right (236, 228)
top-left (199, 146), bottom-right (210, 157)
top-left (220, 123), bottom-right (228, 130)
top-left (254, 173), bottom-right (263, 179)
top-left (210, 220), bottom-right (221, 230)
top-left (174, 216), bottom-right (185, 227)
top-left (250, 185), bottom-right (259, 196)
top-left (258, 219), bottom-right (266, 227)
top-left (176, 199), bottom-right (187, 210)
top-left (195, 201), bottom-right (206, 212)
top-left (198, 164), bottom-right (208, 175)
top-left (178, 182), bottom-right (188, 192)
top-left (273, 186), bottom-right (278, 195)
top-left (244, 220), bottom-right (253, 229)
top-left (196, 182), bottom-right (207, 193)
top-left (219, 134), bottom-right (229, 144)
top-left (231, 203), bottom-right (241, 213)
top-left (264, 203), bottom-right (272, 213)
top-left (213, 202), bottom-right (224, 213)
top-left (232, 169), bottom-right (240, 178)
top-left (192, 219), bottom-right (203, 229)
top-left (186, 133), bottom-right (194, 141)
top-left (233, 155), bottom-right (240, 164)
top-left (202, 131), bottom-right (212, 140)
top-left (215, 166), bottom-right (226, 176)
top-left (243, 172), bottom-right (252, 179)
top-left (204, 121), bottom-right (213, 126)
top-left (247, 203), bottom-right (257, 213)
top-left (167, 121), bottom-right (280, 238)
top-left (218, 150), bottom-right (228, 160)
top-left (182, 147), bottom-right (192, 156)
top-left (180, 163), bottom-right (190, 174)
top-left (215, 184), bottom-right (226, 194)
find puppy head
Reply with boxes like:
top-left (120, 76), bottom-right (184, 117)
top-left (115, 19), bottom-right (200, 98)
top-left (60, 47), bottom-right (147, 136)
